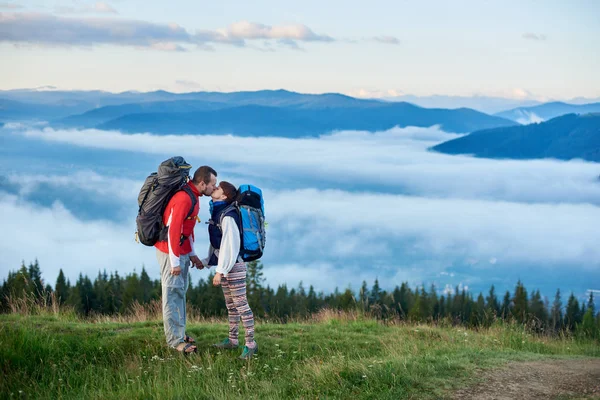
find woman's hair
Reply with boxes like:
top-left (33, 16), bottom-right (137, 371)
top-left (219, 181), bottom-right (238, 203)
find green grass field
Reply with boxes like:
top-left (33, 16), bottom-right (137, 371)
top-left (1, 312), bottom-right (598, 399)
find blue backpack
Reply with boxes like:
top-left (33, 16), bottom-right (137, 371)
top-left (214, 185), bottom-right (266, 262)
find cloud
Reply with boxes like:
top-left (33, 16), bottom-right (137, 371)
top-left (223, 21), bottom-right (333, 42)
top-left (516, 111), bottom-right (544, 125)
top-left (371, 35), bottom-right (400, 45)
top-left (3, 171), bottom-right (139, 202)
top-left (92, 2), bottom-right (117, 14)
top-left (264, 188), bottom-right (600, 268)
top-left (175, 80), bottom-right (203, 90)
top-left (2, 125), bottom-right (600, 297)
top-left (0, 13), bottom-right (333, 51)
top-left (0, 12), bottom-right (191, 50)
top-left (277, 38), bottom-right (304, 51)
top-left (0, 2), bottom-right (22, 9)
top-left (349, 88), bottom-right (405, 98)
top-left (511, 88), bottom-right (535, 99)
top-left (522, 33), bottom-right (547, 41)
top-left (2, 180), bottom-right (599, 293)
top-left (149, 42), bottom-right (186, 52)
top-left (8, 125), bottom-right (600, 207)
top-left (0, 192), bottom-right (157, 285)
top-left (56, 2), bottom-right (118, 15)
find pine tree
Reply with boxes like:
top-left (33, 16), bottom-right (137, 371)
top-left (120, 272), bottom-right (140, 312)
top-left (565, 292), bottom-right (581, 331)
top-left (430, 284), bottom-right (439, 320)
top-left (550, 289), bottom-right (563, 332)
top-left (419, 286), bottom-right (431, 321)
top-left (394, 282), bottom-right (411, 318)
top-left (512, 281), bottom-right (528, 323)
top-left (339, 287), bottom-right (355, 311)
top-left (307, 285), bottom-right (319, 314)
top-left (578, 307), bottom-right (598, 339)
top-left (369, 279), bottom-right (381, 306)
top-left (93, 271), bottom-right (109, 314)
top-left (295, 281), bottom-right (308, 317)
top-left (438, 295), bottom-right (446, 319)
top-left (500, 290), bottom-right (512, 320)
top-left (139, 267), bottom-right (153, 303)
top-left (27, 259), bottom-right (44, 300)
top-left (408, 289), bottom-right (422, 322)
top-left (359, 281), bottom-right (369, 311)
top-left (485, 285), bottom-right (500, 319)
top-left (55, 269), bottom-right (69, 305)
top-left (586, 292), bottom-right (595, 316)
top-left (470, 293), bottom-right (486, 327)
top-left (272, 284), bottom-right (290, 319)
top-left (528, 289), bottom-right (547, 331)
top-left (247, 261), bottom-right (265, 317)
top-left (67, 274), bottom-right (84, 314)
top-left (451, 286), bottom-right (462, 321)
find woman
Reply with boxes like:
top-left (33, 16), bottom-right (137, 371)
top-left (202, 181), bottom-right (258, 360)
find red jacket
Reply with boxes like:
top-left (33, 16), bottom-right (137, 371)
top-left (155, 181), bottom-right (200, 267)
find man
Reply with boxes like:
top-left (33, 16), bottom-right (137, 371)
top-left (155, 165), bottom-right (217, 354)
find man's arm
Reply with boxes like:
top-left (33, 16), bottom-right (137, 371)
top-left (165, 193), bottom-right (190, 269)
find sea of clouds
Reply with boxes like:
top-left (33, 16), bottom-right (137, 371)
top-left (1, 124), bottom-right (598, 299)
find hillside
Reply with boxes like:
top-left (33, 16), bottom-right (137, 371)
top-left (56, 100), bottom-right (232, 128)
top-left (96, 103), bottom-right (515, 136)
top-left (496, 101), bottom-right (600, 123)
top-left (1, 314), bottom-right (598, 399)
top-left (431, 113), bottom-right (600, 162)
top-left (0, 98), bottom-right (90, 121)
top-left (55, 93), bottom-right (380, 129)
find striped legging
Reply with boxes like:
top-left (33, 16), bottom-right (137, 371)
top-left (220, 262), bottom-right (255, 347)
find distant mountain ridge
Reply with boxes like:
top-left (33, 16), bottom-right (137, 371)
top-left (381, 95), bottom-right (542, 114)
top-left (1, 88), bottom-right (517, 135)
top-left (495, 102), bottom-right (600, 124)
top-left (95, 102), bottom-right (516, 136)
top-left (431, 113), bottom-right (600, 162)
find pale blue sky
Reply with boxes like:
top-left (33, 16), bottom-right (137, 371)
top-left (1, 0), bottom-right (599, 99)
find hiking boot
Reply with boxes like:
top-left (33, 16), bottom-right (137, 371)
top-left (239, 343), bottom-right (258, 360)
top-left (213, 338), bottom-right (239, 350)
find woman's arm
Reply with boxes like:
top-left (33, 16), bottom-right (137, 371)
top-left (202, 243), bottom-right (215, 267)
top-left (215, 216), bottom-right (241, 277)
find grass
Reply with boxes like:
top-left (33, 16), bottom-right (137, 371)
top-left (1, 311), bottom-right (598, 399)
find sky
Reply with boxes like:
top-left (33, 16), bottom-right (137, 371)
top-left (1, 0), bottom-right (600, 100)
top-left (1, 123), bottom-right (599, 303)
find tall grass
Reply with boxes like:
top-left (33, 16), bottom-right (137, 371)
top-left (1, 295), bottom-right (598, 399)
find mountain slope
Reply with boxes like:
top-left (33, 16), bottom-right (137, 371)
top-left (431, 113), bottom-right (600, 162)
top-left (496, 102), bottom-right (600, 123)
top-left (55, 92), bottom-right (385, 129)
top-left (96, 103), bottom-right (516, 136)
top-left (56, 100), bottom-right (234, 128)
top-left (0, 98), bottom-right (89, 121)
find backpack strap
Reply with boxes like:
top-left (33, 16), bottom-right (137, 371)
top-left (216, 203), bottom-right (237, 227)
top-left (219, 203), bottom-right (243, 250)
top-left (181, 185), bottom-right (198, 220)
top-left (176, 186), bottom-right (198, 245)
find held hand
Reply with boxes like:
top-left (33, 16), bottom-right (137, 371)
top-left (190, 255), bottom-right (204, 270)
top-left (213, 272), bottom-right (223, 287)
top-left (171, 266), bottom-right (182, 276)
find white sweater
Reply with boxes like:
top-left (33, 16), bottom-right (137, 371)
top-left (201, 216), bottom-right (242, 276)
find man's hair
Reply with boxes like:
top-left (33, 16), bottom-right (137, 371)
top-left (218, 181), bottom-right (238, 203)
top-left (192, 166), bottom-right (217, 184)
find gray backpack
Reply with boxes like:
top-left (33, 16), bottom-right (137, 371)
top-left (135, 157), bottom-right (195, 246)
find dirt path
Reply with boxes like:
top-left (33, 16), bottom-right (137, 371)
top-left (451, 359), bottom-right (600, 400)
